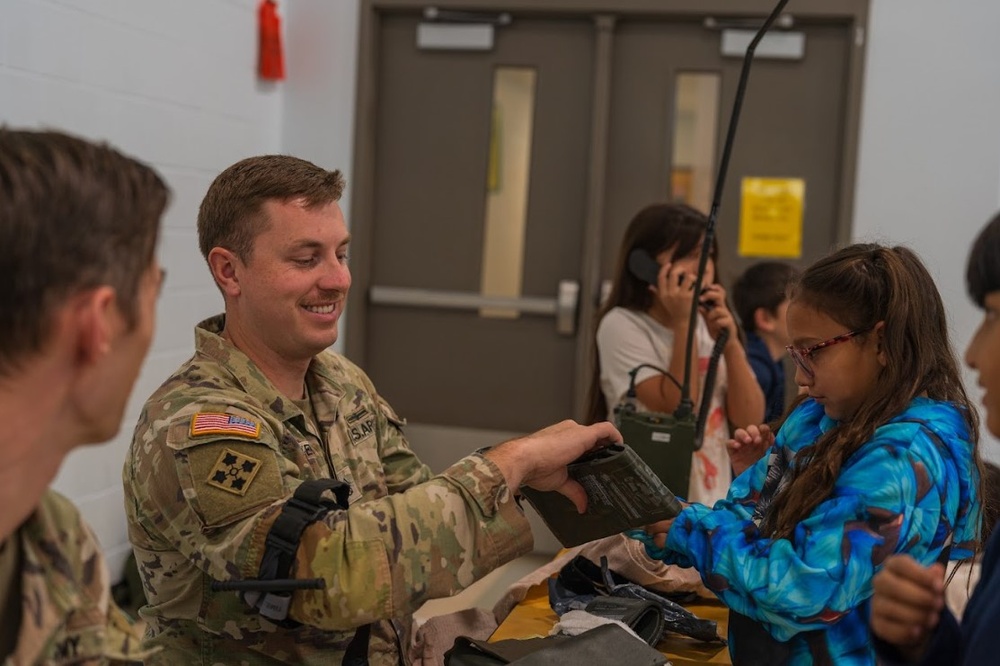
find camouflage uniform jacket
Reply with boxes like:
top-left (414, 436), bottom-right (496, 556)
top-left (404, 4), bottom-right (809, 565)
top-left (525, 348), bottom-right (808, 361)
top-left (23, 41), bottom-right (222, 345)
top-left (123, 315), bottom-right (532, 665)
top-left (4, 491), bottom-right (147, 665)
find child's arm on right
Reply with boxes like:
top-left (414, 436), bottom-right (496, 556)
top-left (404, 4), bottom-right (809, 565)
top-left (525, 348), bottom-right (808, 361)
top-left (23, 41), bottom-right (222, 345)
top-left (871, 554), bottom-right (951, 664)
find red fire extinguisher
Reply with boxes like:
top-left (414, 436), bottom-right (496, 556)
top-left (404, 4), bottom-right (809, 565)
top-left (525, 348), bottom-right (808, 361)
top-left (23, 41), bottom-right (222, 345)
top-left (258, 0), bottom-right (285, 81)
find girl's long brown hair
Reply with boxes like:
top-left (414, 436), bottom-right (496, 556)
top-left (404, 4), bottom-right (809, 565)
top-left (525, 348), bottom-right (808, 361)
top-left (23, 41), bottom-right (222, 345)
top-left (584, 204), bottom-right (718, 424)
top-left (762, 243), bottom-right (982, 540)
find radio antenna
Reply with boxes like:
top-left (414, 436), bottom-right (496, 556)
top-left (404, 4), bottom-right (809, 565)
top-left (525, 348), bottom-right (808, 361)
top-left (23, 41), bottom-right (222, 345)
top-left (676, 0), bottom-right (791, 419)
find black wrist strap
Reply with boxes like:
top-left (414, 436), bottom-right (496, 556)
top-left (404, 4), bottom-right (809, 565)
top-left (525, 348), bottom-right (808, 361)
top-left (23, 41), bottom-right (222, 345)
top-left (242, 480), bottom-right (351, 620)
top-left (257, 479), bottom-right (353, 585)
top-left (211, 478), bottom-right (375, 665)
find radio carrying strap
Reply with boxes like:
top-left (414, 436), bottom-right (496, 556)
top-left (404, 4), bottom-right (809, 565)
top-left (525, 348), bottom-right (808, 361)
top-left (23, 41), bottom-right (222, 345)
top-left (244, 478), bottom-right (373, 666)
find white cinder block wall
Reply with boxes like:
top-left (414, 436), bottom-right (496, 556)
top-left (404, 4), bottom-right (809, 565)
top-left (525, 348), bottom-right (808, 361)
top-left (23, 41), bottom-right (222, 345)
top-left (853, 0), bottom-right (1000, 462)
top-left (1, 0), bottom-right (282, 578)
top-left (4, 0), bottom-right (1000, 584)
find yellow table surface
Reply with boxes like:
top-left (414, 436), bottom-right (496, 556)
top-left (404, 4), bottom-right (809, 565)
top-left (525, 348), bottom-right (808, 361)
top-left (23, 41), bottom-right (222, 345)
top-left (490, 581), bottom-right (732, 665)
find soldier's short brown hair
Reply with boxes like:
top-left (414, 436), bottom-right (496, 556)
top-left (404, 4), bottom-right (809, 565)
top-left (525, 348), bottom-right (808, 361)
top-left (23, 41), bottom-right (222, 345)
top-left (197, 155), bottom-right (345, 262)
top-left (0, 129), bottom-right (169, 375)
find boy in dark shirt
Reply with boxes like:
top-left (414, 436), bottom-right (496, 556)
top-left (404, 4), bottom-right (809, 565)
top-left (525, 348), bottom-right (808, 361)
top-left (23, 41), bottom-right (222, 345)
top-left (732, 261), bottom-right (799, 422)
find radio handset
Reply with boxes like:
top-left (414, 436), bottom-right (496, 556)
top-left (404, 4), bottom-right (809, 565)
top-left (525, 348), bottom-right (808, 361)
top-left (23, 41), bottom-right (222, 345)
top-left (628, 248), bottom-right (661, 286)
top-left (629, 248), bottom-right (717, 309)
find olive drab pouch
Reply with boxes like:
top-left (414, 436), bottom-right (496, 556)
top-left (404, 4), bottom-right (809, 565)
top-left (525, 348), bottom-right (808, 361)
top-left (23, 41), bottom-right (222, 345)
top-left (520, 444), bottom-right (683, 548)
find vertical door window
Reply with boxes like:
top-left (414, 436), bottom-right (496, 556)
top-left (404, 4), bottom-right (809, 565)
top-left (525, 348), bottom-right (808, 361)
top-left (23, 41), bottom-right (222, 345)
top-left (480, 67), bottom-right (537, 317)
top-left (669, 72), bottom-right (721, 214)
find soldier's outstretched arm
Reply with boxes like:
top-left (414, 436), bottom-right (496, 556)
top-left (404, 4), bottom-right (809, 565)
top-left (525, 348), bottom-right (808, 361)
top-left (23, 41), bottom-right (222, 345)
top-left (127, 412), bottom-right (617, 632)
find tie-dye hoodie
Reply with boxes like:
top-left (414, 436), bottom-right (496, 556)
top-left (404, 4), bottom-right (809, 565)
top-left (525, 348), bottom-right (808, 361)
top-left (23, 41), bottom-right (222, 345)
top-left (635, 397), bottom-right (980, 665)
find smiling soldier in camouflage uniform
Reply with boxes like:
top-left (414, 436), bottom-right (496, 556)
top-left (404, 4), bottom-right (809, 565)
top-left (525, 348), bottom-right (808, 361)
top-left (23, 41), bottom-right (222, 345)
top-left (123, 155), bottom-right (620, 665)
top-left (0, 129), bottom-right (168, 664)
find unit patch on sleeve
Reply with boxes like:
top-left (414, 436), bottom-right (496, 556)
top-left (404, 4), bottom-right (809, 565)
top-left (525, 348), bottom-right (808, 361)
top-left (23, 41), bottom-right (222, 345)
top-left (206, 448), bottom-right (263, 496)
top-left (190, 412), bottom-right (261, 439)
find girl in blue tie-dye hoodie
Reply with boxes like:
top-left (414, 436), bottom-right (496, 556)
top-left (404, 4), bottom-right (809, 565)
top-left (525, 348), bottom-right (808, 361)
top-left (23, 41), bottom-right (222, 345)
top-left (633, 243), bottom-right (984, 665)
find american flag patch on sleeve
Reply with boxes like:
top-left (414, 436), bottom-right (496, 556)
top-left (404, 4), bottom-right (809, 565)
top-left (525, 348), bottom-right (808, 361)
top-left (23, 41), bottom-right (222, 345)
top-left (190, 412), bottom-right (261, 439)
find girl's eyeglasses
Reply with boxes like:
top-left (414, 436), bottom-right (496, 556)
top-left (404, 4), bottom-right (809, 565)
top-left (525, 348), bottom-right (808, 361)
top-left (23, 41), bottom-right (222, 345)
top-left (785, 327), bottom-right (872, 379)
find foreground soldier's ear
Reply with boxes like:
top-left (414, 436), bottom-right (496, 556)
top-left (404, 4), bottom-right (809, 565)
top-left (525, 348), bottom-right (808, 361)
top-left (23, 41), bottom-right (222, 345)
top-left (71, 285), bottom-right (118, 364)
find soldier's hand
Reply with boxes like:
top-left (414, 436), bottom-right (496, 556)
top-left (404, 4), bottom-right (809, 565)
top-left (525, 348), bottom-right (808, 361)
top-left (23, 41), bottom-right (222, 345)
top-left (870, 554), bottom-right (945, 662)
top-left (484, 420), bottom-right (621, 513)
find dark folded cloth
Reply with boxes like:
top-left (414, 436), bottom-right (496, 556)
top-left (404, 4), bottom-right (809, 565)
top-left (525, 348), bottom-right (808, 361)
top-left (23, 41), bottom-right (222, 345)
top-left (583, 596), bottom-right (665, 646)
top-left (445, 624), bottom-right (666, 666)
top-left (549, 555), bottom-right (725, 645)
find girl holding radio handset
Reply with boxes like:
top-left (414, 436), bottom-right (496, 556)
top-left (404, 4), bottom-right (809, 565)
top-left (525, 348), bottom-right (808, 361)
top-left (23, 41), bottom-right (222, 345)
top-left (633, 242), bottom-right (984, 665)
top-left (586, 203), bottom-right (764, 505)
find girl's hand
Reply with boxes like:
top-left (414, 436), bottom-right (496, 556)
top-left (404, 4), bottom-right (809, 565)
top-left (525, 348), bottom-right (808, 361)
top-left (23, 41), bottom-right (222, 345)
top-left (727, 424), bottom-right (774, 476)
top-left (653, 262), bottom-right (697, 327)
top-left (699, 283), bottom-right (737, 341)
top-left (644, 502), bottom-right (690, 548)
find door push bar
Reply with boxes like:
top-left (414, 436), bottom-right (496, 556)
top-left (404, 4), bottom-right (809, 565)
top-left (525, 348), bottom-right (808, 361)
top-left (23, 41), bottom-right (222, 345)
top-left (369, 280), bottom-right (580, 336)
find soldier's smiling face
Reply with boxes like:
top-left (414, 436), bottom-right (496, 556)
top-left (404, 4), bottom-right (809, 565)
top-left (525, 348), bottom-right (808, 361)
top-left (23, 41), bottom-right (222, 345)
top-left (235, 198), bottom-right (351, 362)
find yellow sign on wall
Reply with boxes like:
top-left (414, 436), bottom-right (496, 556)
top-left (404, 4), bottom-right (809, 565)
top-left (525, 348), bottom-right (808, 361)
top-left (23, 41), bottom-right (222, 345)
top-left (738, 178), bottom-right (805, 258)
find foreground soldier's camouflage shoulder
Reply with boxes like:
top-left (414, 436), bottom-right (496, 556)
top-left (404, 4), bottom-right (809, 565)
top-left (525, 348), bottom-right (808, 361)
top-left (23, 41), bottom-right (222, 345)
top-left (124, 316), bottom-right (533, 665)
top-left (5, 491), bottom-right (153, 666)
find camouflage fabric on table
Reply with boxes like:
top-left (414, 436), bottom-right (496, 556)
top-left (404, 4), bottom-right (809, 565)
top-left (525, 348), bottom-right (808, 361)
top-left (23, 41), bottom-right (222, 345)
top-left (124, 315), bottom-right (532, 665)
top-left (4, 491), bottom-right (151, 666)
